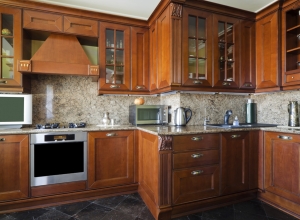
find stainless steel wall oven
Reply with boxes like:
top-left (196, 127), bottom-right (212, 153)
top-left (30, 132), bottom-right (87, 187)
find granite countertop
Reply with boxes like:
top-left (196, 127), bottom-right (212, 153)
top-left (2, 124), bottom-right (300, 136)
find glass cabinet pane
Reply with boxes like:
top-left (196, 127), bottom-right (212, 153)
top-left (189, 39), bottom-right (196, 56)
top-left (218, 22), bottom-right (225, 42)
top-left (2, 57), bottom-right (13, 78)
top-left (227, 44), bottom-right (233, 61)
top-left (115, 66), bottom-right (124, 84)
top-left (116, 31), bottom-right (124, 48)
top-left (106, 49), bottom-right (114, 64)
top-left (188, 58), bottom-right (196, 78)
top-left (198, 18), bottom-right (206, 38)
top-left (188, 16), bottom-right (196, 37)
top-left (2, 37), bottom-right (13, 56)
top-left (105, 65), bottom-right (114, 83)
top-left (198, 59), bottom-right (206, 78)
top-left (1, 14), bottom-right (13, 36)
top-left (198, 40), bottom-right (205, 58)
top-left (116, 50), bottom-right (123, 65)
top-left (227, 23), bottom-right (233, 43)
top-left (106, 29), bottom-right (114, 47)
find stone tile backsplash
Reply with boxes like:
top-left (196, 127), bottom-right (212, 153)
top-left (31, 75), bottom-right (300, 126)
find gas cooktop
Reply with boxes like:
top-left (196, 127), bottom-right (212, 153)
top-left (35, 122), bottom-right (86, 129)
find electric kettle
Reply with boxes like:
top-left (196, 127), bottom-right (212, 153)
top-left (174, 107), bottom-right (192, 126)
top-left (288, 101), bottom-right (299, 127)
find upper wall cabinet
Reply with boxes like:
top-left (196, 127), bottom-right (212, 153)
top-left (182, 7), bottom-right (213, 88)
top-left (23, 10), bottom-right (98, 37)
top-left (255, 7), bottom-right (280, 92)
top-left (281, 1), bottom-right (300, 90)
top-left (0, 6), bottom-right (29, 93)
top-left (213, 15), bottom-right (240, 89)
top-left (98, 22), bottom-right (130, 92)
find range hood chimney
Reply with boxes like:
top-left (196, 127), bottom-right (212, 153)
top-left (18, 33), bottom-right (99, 81)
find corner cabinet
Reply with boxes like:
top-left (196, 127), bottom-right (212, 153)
top-left (98, 22), bottom-right (130, 93)
top-left (260, 132), bottom-right (300, 217)
top-left (0, 135), bottom-right (29, 202)
top-left (0, 6), bottom-right (28, 92)
top-left (87, 130), bottom-right (135, 189)
top-left (213, 14), bottom-right (240, 89)
top-left (182, 7), bottom-right (213, 87)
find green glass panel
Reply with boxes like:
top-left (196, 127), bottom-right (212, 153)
top-left (2, 58), bottom-right (14, 79)
top-left (188, 16), bottom-right (196, 38)
top-left (0, 97), bottom-right (24, 122)
top-left (198, 18), bottom-right (206, 39)
top-left (189, 39), bottom-right (196, 56)
top-left (2, 37), bottom-right (13, 56)
top-left (198, 40), bottom-right (206, 58)
top-left (105, 65), bottom-right (114, 83)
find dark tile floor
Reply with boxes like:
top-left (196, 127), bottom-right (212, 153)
top-left (0, 193), bottom-right (298, 220)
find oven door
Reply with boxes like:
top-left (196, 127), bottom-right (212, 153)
top-left (136, 106), bottom-right (161, 124)
top-left (30, 132), bottom-right (87, 187)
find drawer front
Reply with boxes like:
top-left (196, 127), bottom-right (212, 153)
top-left (286, 73), bottom-right (300, 83)
top-left (173, 133), bottom-right (220, 152)
top-left (173, 165), bottom-right (220, 204)
top-left (23, 10), bottom-right (63, 32)
top-left (64, 16), bottom-right (98, 37)
top-left (173, 149), bottom-right (219, 169)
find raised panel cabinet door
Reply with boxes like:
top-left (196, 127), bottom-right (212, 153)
top-left (0, 135), bottom-right (29, 201)
top-left (221, 132), bottom-right (250, 195)
top-left (98, 22), bottom-right (130, 92)
top-left (264, 132), bottom-right (300, 204)
top-left (64, 16), bottom-right (98, 37)
top-left (256, 11), bottom-right (280, 91)
top-left (239, 20), bottom-right (256, 89)
top-left (0, 6), bottom-right (24, 92)
top-left (87, 131), bottom-right (135, 189)
top-left (23, 10), bottom-right (63, 32)
top-left (149, 22), bottom-right (158, 92)
top-left (213, 14), bottom-right (240, 89)
top-left (173, 165), bottom-right (220, 204)
top-left (131, 27), bottom-right (149, 92)
top-left (182, 7), bottom-right (213, 87)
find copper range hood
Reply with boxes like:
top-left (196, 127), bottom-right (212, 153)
top-left (18, 33), bottom-right (99, 81)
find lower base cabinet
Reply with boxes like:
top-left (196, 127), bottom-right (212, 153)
top-left (87, 130), bottom-right (136, 189)
top-left (0, 135), bottom-right (29, 202)
top-left (259, 131), bottom-right (300, 217)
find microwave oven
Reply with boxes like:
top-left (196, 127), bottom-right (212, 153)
top-left (129, 105), bottom-right (169, 125)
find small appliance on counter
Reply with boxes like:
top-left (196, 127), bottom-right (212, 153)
top-left (245, 99), bottom-right (257, 124)
top-left (288, 101), bottom-right (299, 127)
top-left (174, 107), bottom-right (192, 126)
top-left (129, 105), bottom-right (169, 125)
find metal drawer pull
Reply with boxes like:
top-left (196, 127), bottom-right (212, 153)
top-left (244, 83), bottom-right (253, 87)
top-left (193, 80), bottom-right (203, 84)
top-left (136, 86), bottom-right (145, 89)
top-left (191, 153), bottom-right (203, 158)
top-left (222, 82), bottom-right (231, 86)
top-left (106, 133), bottom-right (117, 137)
top-left (0, 138), bottom-right (5, 141)
top-left (231, 134), bottom-right (241, 138)
top-left (110, 85), bottom-right (120, 89)
top-left (0, 80), bottom-right (7, 84)
top-left (191, 170), bottom-right (203, 175)
top-left (278, 135), bottom-right (292, 140)
top-left (191, 136), bottom-right (203, 141)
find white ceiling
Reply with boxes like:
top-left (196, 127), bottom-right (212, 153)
top-left (30, 0), bottom-right (277, 20)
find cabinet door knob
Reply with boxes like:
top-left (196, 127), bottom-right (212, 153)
top-left (136, 86), bottom-right (145, 89)
top-left (110, 85), bottom-right (120, 89)
top-left (191, 170), bottom-right (203, 175)
top-left (0, 80), bottom-right (7, 84)
top-left (193, 80), bottom-right (203, 84)
top-left (106, 133), bottom-right (117, 137)
top-left (0, 138), bottom-right (5, 141)
top-left (231, 134), bottom-right (241, 138)
top-left (278, 135), bottom-right (292, 140)
top-left (191, 153), bottom-right (203, 158)
top-left (191, 136), bottom-right (203, 141)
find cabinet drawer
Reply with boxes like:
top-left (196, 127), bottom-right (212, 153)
top-left (173, 134), bottom-right (220, 152)
top-left (286, 73), bottom-right (300, 83)
top-left (173, 165), bottom-right (220, 204)
top-left (173, 149), bottom-right (219, 169)
top-left (23, 10), bottom-right (63, 32)
top-left (64, 16), bottom-right (98, 37)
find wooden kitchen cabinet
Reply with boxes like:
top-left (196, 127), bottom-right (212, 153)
top-left (262, 132), bottom-right (300, 209)
top-left (221, 131), bottom-right (259, 195)
top-left (131, 27), bottom-right (149, 92)
top-left (182, 7), bottom-right (213, 88)
top-left (0, 6), bottom-right (29, 93)
top-left (255, 5), bottom-right (281, 92)
top-left (0, 135), bottom-right (29, 202)
top-left (98, 22), bottom-right (130, 93)
top-left (213, 14), bottom-right (240, 89)
top-left (87, 130), bottom-right (135, 189)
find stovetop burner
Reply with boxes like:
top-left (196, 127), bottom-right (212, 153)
top-left (35, 122), bottom-right (86, 129)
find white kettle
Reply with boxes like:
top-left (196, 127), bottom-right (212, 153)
top-left (174, 107), bottom-right (192, 126)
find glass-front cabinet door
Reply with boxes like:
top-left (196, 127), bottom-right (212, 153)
top-left (99, 22), bottom-right (130, 92)
top-left (0, 7), bottom-right (22, 92)
top-left (182, 8), bottom-right (213, 87)
top-left (213, 15), bottom-right (239, 88)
